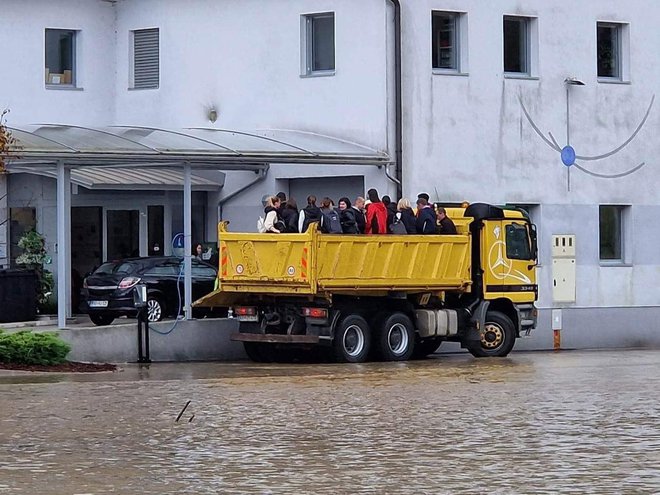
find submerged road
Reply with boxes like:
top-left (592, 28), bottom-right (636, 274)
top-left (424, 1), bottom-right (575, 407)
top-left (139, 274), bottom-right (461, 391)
top-left (0, 350), bottom-right (659, 494)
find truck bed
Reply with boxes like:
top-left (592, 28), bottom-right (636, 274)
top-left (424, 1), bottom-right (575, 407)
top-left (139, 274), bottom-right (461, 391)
top-left (196, 221), bottom-right (473, 307)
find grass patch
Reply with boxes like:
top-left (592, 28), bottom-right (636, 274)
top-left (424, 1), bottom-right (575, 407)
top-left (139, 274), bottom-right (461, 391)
top-left (0, 330), bottom-right (71, 365)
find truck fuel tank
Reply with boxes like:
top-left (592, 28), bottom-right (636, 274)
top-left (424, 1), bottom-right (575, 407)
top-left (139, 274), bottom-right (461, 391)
top-left (415, 309), bottom-right (459, 338)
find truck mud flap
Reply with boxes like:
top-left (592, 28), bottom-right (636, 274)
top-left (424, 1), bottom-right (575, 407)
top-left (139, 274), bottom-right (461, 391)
top-left (231, 333), bottom-right (320, 344)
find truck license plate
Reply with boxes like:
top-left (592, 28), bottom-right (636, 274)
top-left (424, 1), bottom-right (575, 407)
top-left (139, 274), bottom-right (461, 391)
top-left (237, 315), bottom-right (258, 322)
top-left (89, 300), bottom-right (108, 308)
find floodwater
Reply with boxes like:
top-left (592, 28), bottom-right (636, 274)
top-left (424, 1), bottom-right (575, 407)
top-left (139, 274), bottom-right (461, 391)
top-left (0, 350), bottom-right (659, 494)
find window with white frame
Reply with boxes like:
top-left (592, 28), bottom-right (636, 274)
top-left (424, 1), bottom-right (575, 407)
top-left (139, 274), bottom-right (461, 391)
top-left (301, 13), bottom-right (335, 75)
top-left (131, 28), bottom-right (159, 89)
top-left (432, 11), bottom-right (464, 72)
top-left (503, 16), bottom-right (534, 75)
top-left (45, 29), bottom-right (77, 86)
top-left (597, 22), bottom-right (626, 80)
top-left (599, 205), bottom-right (627, 261)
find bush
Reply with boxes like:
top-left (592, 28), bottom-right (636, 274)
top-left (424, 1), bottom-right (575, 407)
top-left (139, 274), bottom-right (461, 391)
top-left (0, 330), bottom-right (71, 365)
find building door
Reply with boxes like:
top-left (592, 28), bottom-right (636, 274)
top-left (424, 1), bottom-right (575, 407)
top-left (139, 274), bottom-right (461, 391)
top-left (105, 209), bottom-right (140, 261)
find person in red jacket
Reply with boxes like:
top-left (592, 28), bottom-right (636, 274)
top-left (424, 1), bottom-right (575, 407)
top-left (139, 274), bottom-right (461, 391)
top-left (365, 188), bottom-right (388, 234)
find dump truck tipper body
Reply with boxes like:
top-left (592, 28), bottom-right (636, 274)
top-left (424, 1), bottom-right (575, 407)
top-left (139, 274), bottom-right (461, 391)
top-left (197, 203), bottom-right (538, 362)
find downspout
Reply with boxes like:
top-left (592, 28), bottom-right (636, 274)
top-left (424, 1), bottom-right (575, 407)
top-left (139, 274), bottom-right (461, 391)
top-left (387, 0), bottom-right (403, 199)
top-left (217, 165), bottom-right (270, 221)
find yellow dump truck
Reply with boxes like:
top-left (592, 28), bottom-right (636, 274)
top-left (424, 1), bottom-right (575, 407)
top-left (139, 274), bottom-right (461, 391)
top-left (196, 203), bottom-right (538, 362)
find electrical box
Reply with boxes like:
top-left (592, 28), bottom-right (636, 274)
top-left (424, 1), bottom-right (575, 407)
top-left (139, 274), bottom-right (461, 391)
top-left (552, 235), bottom-right (576, 303)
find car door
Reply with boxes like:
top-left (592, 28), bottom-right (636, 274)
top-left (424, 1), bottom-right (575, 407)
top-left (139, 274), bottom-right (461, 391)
top-left (191, 259), bottom-right (218, 302)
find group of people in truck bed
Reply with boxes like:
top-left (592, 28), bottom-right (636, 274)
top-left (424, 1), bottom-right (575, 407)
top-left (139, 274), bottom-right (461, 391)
top-left (261, 188), bottom-right (457, 235)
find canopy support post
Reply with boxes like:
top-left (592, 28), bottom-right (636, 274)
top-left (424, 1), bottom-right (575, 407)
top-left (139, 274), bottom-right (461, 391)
top-left (183, 162), bottom-right (193, 320)
top-left (56, 160), bottom-right (71, 328)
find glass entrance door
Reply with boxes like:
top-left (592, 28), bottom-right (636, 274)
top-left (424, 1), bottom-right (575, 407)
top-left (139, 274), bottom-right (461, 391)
top-left (106, 210), bottom-right (140, 261)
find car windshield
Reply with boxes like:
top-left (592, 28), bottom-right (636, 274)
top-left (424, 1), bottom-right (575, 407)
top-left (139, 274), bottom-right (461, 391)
top-left (94, 262), bottom-right (135, 275)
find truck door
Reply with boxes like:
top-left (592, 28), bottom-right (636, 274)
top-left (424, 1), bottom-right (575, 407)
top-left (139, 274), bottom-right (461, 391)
top-left (482, 219), bottom-right (537, 302)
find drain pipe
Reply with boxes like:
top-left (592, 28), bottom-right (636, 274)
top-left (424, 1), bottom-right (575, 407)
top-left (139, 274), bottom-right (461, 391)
top-left (387, 0), bottom-right (403, 199)
top-left (217, 165), bottom-right (270, 222)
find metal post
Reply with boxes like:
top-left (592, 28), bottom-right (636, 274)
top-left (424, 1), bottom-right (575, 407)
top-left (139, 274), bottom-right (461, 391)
top-left (56, 161), bottom-right (71, 328)
top-left (183, 163), bottom-right (193, 319)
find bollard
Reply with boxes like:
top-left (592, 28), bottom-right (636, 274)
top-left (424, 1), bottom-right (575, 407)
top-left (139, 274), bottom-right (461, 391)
top-left (134, 284), bottom-right (151, 363)
top-left (552, 309), bottom-right (562, 351)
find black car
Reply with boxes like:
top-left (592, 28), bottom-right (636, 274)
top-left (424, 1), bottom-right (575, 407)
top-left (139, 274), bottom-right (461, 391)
top-left (80, 256), bottom-right (218, 326)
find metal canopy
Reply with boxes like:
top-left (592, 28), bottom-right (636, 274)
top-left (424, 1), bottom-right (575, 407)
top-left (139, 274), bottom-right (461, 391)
top-left (10, 166), bottom-right (224, 191)
top-left (7, 124), bottom-right (390, 167)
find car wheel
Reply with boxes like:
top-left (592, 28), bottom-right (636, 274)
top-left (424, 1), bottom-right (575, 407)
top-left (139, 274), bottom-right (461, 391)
top-left (146, 297), bottom-right (165, 322)
top-left (89, 313), bottom-right (115, 326)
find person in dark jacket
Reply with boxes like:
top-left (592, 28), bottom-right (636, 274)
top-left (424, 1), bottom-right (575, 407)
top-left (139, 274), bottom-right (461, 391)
top-left (397, 198), bottom-right (417, 234)
top-left (353, 196), bottom-right (366, 234)
top-left (415, 197), bottom-right (437, 235)
top-left (382, 195), bottom-right (397, 232)
top-left (338, 197), bottom-right (359, 234)
top-left (365, 189), bottom-right (388, 235)
top-left (298, 195), bottom-right (323, 233)
top-left (436, 206), bottom-right (457, 234)
top-left (280, 197), bottom-right (299, 233)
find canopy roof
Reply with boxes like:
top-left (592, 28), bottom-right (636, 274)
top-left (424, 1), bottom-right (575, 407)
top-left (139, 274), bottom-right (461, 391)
top-left (7, 124), bottom-right (390, 168)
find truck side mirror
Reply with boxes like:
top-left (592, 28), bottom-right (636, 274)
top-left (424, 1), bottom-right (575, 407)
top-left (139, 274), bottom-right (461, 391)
top-left (529, 224), bottom-right (538, 260)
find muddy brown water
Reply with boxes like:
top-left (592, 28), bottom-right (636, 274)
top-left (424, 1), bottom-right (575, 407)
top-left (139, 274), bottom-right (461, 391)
top-left (0, 350), bottom-right (659, 494)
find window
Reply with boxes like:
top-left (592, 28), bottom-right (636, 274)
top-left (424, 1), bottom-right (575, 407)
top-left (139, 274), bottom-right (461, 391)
top-left (45, 29), bottom-right (76, 86)
top-left (301, 13), bottom-right (335, 75)
top-left (432, 12), bottom-right (459, 71)
top-left (599, 205), bottom-right (626, 261)
top-left (131, 28), bottom-right (159, 89)
top-left (506, 223), bottom-right (533, 260)
top-left (503, 16), bottom-right (534, 75)
top-left (597, 22), bottom-right (625, 80)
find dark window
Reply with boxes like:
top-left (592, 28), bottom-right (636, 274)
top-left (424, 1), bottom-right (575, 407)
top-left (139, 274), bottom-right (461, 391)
top-left (597, 23), bottom-right (620, 79)
top-left (133, 28), bottom-right (159, 89)
top-left (305, 13), bottom-right (335, 73)
top-left (192, 261), bottom-right (216, 279)
top-left (45, 29), bottom-right (76, 86)
top-left (503, 17), bottom-right (528, 74)
top-left (599, 206), bottom-right (623, 260)
top-left (432, 12), bottom-right (459, 70)
top-left (506, 223), bottom-right (532, 260)
top-left (144, 265), bottom-right (179, 277)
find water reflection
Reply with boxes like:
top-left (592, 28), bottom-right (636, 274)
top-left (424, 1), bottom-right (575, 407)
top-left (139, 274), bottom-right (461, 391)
top-left (0, 350), bottom-right (659, 494)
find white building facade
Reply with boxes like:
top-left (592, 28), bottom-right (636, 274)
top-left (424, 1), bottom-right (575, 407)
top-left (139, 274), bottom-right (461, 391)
top-left (1, 0), bottom-right (659, 347)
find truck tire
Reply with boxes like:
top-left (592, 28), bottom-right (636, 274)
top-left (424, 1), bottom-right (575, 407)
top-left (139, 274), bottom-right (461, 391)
top-left (374, 312), bottom-right (415, 361)
top-left (467, 311), bottom-right (516, 358)
top-left (333, 314), bottom-right (371, 363)
top-left (412, 337), bottom-right (442, 359)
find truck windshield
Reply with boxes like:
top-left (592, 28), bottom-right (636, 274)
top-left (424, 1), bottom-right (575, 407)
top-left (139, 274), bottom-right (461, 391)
top-left (506, 223), bottom-right (533, 260)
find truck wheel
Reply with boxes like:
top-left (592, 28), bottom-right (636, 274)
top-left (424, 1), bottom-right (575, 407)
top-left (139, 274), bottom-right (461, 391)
top-left (375, 312), bottom-right (415, 361)
top-left (412, 338), bottom-right (442, 359)
top-left (467, 311), bottom-right (516, 358)
top-left (333, 314), bottom-right (371, 363)
top-left (243, 342), bottom-right (273, 363)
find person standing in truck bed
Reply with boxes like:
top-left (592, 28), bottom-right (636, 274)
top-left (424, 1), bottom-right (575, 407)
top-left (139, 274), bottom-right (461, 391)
top-left (365, 189), bottom-right (388, 235)
top-left (436, 206), bottom-right (457, 234)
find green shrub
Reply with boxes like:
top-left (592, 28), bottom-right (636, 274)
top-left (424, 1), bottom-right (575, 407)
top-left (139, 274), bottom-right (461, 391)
top-left (0, 330), bottom-right (71, 365)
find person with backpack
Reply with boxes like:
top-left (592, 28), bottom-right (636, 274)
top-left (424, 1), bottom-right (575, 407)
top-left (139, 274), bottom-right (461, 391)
top-left (280, 197), bottom-right (299, 233)
top-left (338, 197), bottom-right (359, 234)
top-left (394, 198), bottom-right (417, 234)
top-left (415, 197), bottom-right (437, 235)
top-left (298, 195), bottom-right (323, 233)
top-left (262, 196), bottom-right (284, 233)
top-left (365, 188), bottom-right (388, 235)
top-left (320, 197), bottom-right (343, 234)
top-left (382, 195), bottom-right (397, 232)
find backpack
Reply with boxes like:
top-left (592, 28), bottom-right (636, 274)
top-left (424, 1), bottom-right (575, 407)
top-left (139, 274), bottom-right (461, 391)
top-left (390, 212), bottom-right (408, 235)
top-left (257, 216), bottom-right (267, 233)
top-left (321, 210), bottom-right (342, 234)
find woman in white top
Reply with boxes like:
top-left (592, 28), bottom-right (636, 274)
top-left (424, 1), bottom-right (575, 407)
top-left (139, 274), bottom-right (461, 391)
top-left (263, 196), bottom-right (282, 233)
